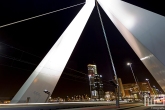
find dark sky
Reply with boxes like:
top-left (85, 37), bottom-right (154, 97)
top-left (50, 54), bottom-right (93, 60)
top-left (0, 0), bottom-right (164, 98)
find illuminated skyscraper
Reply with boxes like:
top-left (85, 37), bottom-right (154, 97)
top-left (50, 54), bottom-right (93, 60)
top-left (87, 64), bottom-right (104, 100)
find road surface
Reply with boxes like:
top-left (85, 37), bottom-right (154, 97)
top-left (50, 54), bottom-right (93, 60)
top-left (0, 101), bottom-right (158, 110)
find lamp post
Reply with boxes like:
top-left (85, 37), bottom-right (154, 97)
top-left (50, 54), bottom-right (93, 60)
top-left (146, 79), bottom-right (155, 96)
top-left (127, 63), bottom-right (140, 92)
top-left (43, 89), bottom-right (51, 103)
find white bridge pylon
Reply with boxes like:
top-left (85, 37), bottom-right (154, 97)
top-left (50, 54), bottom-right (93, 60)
top-left (11, 0), bottom-right (95, 103)
top-left (98, 0), bottom-right (165, 91)
top-left (11, 0), bottom-right (165, 103)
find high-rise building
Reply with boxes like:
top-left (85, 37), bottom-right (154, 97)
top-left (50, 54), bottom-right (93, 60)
top-left (87, 64), bottom-right (104, 100)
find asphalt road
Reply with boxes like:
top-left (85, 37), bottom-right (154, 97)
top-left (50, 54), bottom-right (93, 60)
top-left (0, 101), bottom-right (137, 110)
top-left (59, 103), bottom-right (145, 110)
top-left (59, 103), bottom-right (165, 110)
top-left (1, 101), bottom-right (162, 110)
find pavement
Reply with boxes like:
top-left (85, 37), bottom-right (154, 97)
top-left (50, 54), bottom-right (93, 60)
top-left (1, 102), bottom-right (163, 110)
top-left (58, 103), bottom-right (165, 110)
top-left (58, 103), bottom-right (147, 110)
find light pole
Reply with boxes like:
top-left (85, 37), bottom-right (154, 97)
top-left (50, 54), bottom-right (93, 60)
top-left (88, 75), bottom-right (92, 99)
top-left (43, 89), bottom-right (51, 103)
top-left (127, 63), bottom-right (140, 92)
top-left (146, 79), bottom-right (155, 96)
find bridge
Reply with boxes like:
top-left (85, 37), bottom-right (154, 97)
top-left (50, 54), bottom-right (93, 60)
top-left (0, 0), bottom-right (165, 109)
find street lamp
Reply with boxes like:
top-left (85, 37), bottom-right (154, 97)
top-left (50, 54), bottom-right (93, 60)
top-left (43, 89), bottom-right (51, 103)
top-left (146, 79), bottom-right (155, 95)
top-left (127, 63), bottom-right (140, 92)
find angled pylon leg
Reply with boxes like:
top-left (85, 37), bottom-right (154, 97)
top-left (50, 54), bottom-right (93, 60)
top-left (98, 0), bottom-right (165, 92)
top-left (11, 0), bottom-right (95, 103)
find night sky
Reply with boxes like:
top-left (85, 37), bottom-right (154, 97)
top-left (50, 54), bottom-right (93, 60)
top-left (0, 0), bottom-right (164, 98)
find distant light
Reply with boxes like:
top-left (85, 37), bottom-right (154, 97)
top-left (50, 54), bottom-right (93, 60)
top-left (127, 62), bottom-right (132, 65)
top-left (100, 75), bottom-right (102, 77)
top-left (146, 79), bottom-right (149, 81)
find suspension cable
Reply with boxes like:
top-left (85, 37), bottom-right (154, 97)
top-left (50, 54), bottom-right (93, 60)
top-left (96, 1), bottom-right (118, 81)
top-left (66, 67), bottom-right (87, 75)
top-left (96, 1), bottom-right (120, 107)
top-left (0, 42), bottom-right (42, 58)
top-left (0, 2), bottom-right (85, 29)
